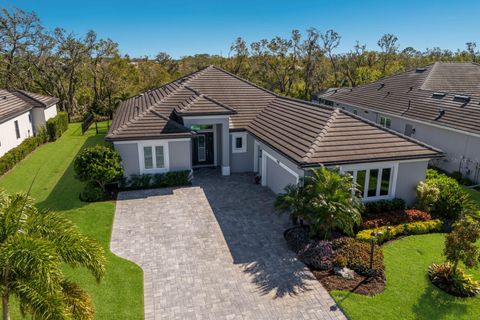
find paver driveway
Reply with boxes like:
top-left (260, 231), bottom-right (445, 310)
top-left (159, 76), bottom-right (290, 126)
top-left (111, 170), bottom-right (346, 320)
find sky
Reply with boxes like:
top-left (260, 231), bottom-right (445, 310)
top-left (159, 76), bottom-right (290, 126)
top-left (2, 0), bottom-right (480, 59)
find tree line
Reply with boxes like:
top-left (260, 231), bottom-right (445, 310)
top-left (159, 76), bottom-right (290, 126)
top-left (1, 7), bottom-right (478, 119)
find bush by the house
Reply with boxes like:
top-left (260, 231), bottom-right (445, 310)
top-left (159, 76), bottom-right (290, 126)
top-left (284, 226), bottom-right (310, 254)
top-left (46, 111), bottom-right (69, 141)
top-left (364, 198), bottom-right (406, 215)
top-left (415, 181), bottom-right (440, 212)
top-left (361, 209), bottom-right (431, 229)
top-left (332, 254), bottom-right (348, 269)
top-left (357, 219), bottom-right (443, 244)
top-left (332, 237), bottom-right (385, 278)
top-left (0, 135), bottom-right (44, 176)
top-left (424, 169), bottom-right (476, 220)
top-left (74, 145), bottom-right (124, 201)
top-left (298, 240), bottom-right (333, 271)
top-left (79, 181), bottom-right (105, 202)
top-left (120, 171), bottom-right (192, 190)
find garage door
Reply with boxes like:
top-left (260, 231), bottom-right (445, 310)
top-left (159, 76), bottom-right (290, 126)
top-left (261, 150), bottom-right (299, 194)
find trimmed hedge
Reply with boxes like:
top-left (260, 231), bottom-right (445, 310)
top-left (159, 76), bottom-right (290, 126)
top-left (119, 171), bottom-right (192, 190)
top-left (356, 219), bottom-right (443, 244)
top-left (364, 198), bottom-right (406, 215)
top-left (46, 112), bottom-right (68, 142)
top-left (0, 135), bottom-right (44, 176)
top-left (361, 209), bottom-right (431, 229)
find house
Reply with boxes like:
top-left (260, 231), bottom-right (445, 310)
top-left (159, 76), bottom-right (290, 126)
top-left (106, 66), bottom-right (442, 204)
top-left (0, 89), bottom-right (59, 156)
top-left (318, 62), bottom-right (480, 183)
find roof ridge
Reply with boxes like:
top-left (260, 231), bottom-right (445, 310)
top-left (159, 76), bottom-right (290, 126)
top-left (112, 67), bottom-right (210, 135)
top-left (12, 89), bottom-right (46, 107)
top-left (301, 108), bottom-right (341, 162)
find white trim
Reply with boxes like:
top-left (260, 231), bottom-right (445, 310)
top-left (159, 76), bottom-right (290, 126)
top-left (261, 149), bottom-right (300, 186)
top-left (231, 132), bottom-right (247, 153)
top-left (221, 166), bottom-right (230, 176)
top-left (114, 138), bottom-right (190, 145)
top-left (327, 99), bottom-right (480, 139)
top-left (137, 141), bottom-right (170, 174)
top-left (253, 140), bottom-right (260, 172)
top-left (182, 115), bottom-right (230, 120)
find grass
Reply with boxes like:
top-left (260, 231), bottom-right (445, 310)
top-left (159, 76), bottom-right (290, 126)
top-left (0, 122), bottom-right (143, 319)
top-left (332, 189), bottom-right (480, 320)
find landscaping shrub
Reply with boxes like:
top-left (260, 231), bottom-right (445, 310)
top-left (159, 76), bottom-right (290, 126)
top-left (46, 111), bottom-right (69, 141)
top-left (284, 226), bottom-right (310, 254)
top-left (361, 209), bottom-right (431, 229)
top-left (0, 135), bottom-right (44, 176)
top-left (332, 237), bottom-right (384, 278)
top-left (424, 170), bottom-right (475, 219)
top-left (74, 145), bottom-right (124, 196)
top-left (298, 240), bottom-right (333, 271)
top-left (428, 262), bottom-right (480, 297)
top-left (119, 171), bottom-right (192, 190)
top-left (79, 181), bottom-right (105, 202)
top-left (332, 254), bottom-right (348, 269)
top-left (415, 181), bottom-right (440, 212)
top-left (356, 219), bottom-right (443, 244)
top-left (364, 198), bottom-right (406, 215)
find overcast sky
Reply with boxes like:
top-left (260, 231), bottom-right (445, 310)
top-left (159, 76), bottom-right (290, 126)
top-left (4, 0), bottom-right (480, 58)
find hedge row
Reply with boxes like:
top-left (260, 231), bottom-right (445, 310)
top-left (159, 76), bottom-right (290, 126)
top-left (356, 219), bottom-right (443, 244)
top-left (361, 209), bottom-right (431, 230)
top-left (0, 112), bottom-right (68, 177)
top-left (364, 198), bottom-right (406, 215)
top-left (119, 170), bottom-right (192, 190)
top-left (46, 112), bottom-right (68, 142)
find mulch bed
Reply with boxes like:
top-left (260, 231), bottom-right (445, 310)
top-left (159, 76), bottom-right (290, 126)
top-left (312, 270), bottom-right (385, 296)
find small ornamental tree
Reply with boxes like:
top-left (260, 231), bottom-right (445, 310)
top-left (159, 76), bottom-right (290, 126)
top-left (429, 213), bottom-right (480, 297)
top-left (275, 180), bottom-right (312, 223)
top-left (74, 145), bottom-right (124, 192)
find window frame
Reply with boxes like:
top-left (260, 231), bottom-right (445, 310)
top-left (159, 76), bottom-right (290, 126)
top-left (379, 115), bottom-right (392, 128)
top-left (14, 120), bottom-right (20, 139)
top-left (340, 162), bottom-right (398, 201)
top-left (138, 141), bottom-right (170, 174)
top-left (231, 132), bottom-right (247, 153)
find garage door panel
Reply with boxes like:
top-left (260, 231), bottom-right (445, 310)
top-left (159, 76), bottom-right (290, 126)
top-left (265, 156), bottom-right (298, 194)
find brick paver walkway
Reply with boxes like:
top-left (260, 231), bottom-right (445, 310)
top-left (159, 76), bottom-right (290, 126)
top-left (111, 170), bottom-right (346, 320)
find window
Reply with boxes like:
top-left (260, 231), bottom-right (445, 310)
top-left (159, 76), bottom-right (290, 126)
top-left (14, 120), bottom-right (20, 139)
top-left (231, 132), bottom-right (247, 153)
top-left (379, 116), bottom-right (392, 128)
top-left (342, 165), bottom-right (395, 200)
top-left (140, 142), bottom-right (168, 173)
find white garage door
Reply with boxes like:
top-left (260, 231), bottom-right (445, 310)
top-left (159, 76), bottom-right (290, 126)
top-left (261, 150), bottom-right (299, 194)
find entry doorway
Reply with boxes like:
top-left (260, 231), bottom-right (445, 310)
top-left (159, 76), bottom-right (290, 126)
top-left (192, 132), bottom-right (214, 166)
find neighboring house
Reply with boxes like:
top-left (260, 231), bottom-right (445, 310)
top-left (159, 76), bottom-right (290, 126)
top-left (318, 62), bottom-right (480, 183)
top-left (0, 89), bottom-right (59, 157)
top-left (106, 66), bottom-right (442, 204)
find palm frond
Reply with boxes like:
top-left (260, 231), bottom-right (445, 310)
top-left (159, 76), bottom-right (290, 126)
top-left (60, 279), bottom-right (95, 320)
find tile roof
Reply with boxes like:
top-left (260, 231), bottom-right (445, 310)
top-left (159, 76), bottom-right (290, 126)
top-left (320, 62), bottom-right (480, 136)
top-left (0, 89), bottom-right (59, 123)
top-left (108, 66), bottom-right (441, 166)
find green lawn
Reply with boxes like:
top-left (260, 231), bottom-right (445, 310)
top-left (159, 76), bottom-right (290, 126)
top-left (0, 122), bottom-right (143, 319)
top-left (332, 189), bottom-right (480, 320)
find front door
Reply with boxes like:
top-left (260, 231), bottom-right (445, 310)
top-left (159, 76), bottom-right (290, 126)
top-left (192, 132), bottom-right (214, 166)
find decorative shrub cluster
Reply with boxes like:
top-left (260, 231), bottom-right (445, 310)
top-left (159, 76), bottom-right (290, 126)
top-left (284, 226), bottom-right (310, 254)
top-left (356, 219), bottom-right (443, 244)
top-left (46, 112), bottom-right (69, 141)
top-left (298, 240), bottom-right (333, 271)
top-left (0, 135), bottom-right (45, 176)
top-left (361, 209), bottom-right (431, 229)
top-left (428, 262), bottom-right (480, 297)
top-left (74, 145), bottom-right (124, 201)
top-left (332, 237), bottom-right (385, 278)
top-left (364, 198), bottom-right (406, 215)
top-left (119, 170), bottom-right (192, 190)
top-left (423, 169), bottom-right (475, 220)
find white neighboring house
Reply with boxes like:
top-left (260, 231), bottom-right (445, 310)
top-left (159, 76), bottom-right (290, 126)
top-left (318, 62), bottom-right (480, 184)
top-left (0, 89), bottom-right (59, 157)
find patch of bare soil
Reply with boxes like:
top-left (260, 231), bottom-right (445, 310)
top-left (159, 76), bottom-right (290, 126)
top-left (312, 270), bottom-right (385, 296)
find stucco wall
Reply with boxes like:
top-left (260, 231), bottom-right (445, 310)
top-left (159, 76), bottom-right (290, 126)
top-left (114, 139), bottom-right (192, 176)
top-left (0, 112), bottom-right (34, 157)
top-left (333, 101), bottom-right (480, 183)
top-left (265, 156), bottom-right (298, 194)
top-left (44, 104), bottom-right (58, 121)
top-left (31, 107), bottom-right (46, 133)
top-left (230, 132), bottom-right (254, 172)
top-left (395, 160), bottom-right (429, 205)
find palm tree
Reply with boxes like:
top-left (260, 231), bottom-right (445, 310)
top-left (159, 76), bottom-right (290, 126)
top-left (0, 190), bottom-right (106, 320)
top-left (304, 166), bottom-right (363, 239)
top-left (274, 180), bottom-right (312, 224)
